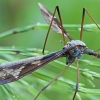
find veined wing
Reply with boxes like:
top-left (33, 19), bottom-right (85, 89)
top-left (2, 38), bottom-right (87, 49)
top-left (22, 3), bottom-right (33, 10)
top-left (0, 50), bottom-right (64, 84)
top-left (38, 3), bottom-right (73, 40)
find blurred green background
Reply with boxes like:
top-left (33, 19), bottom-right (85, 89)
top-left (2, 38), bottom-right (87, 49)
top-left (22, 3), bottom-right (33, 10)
top-left (0, 0), bottom-right (100, 100)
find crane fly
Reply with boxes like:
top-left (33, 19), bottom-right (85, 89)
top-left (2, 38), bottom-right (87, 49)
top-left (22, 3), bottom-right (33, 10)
top-left (37, 3), bottom-right (100, 100)
top-left (0, 2), bottom-right (100, 100)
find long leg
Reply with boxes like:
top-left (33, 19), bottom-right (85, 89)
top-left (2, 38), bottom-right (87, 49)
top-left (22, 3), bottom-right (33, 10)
top-left (42, 6), bottom-right (66, 54)
top-left (34, 64), bottom-right (70, 100)
top-left (80, 8), bottom-right (100, 40)
top-left (72, 60), bottom-right (80, 100)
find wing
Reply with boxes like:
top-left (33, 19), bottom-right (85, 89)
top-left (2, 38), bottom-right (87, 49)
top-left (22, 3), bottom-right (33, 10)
top-left (0, 50), bottom-right (64, 84)
top-left (38, 3), bottom-right (73, 40)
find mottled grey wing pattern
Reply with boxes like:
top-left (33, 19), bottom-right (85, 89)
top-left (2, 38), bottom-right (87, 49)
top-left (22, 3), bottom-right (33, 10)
top-left (38, 3), bottom-right (72, 40)
top-left (0, 50), bottom-right (63, 84)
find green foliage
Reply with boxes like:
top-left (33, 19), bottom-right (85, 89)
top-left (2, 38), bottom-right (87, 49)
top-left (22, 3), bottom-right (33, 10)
top-left (0, 1), bottom-right (100, 100)
top-left (0, 23), bottom-right (100, 100)
top-left (0, 23), bottom-right (99, 39)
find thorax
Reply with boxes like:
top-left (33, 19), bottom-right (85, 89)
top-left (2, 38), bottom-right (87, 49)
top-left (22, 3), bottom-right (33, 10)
top-left (64, 40), bottom-right (87, 64)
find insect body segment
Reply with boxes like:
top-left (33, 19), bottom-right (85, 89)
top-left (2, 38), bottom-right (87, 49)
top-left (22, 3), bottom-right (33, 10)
top-left (64, 40), bottom-right (87, 64)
